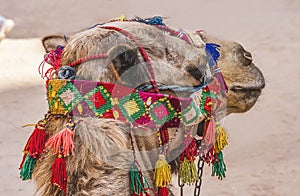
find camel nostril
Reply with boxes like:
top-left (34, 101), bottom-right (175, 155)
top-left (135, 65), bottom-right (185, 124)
top-left (241, 50), bottom-right (253, 66)
top-left (244, 51), bottom-right (252, 62)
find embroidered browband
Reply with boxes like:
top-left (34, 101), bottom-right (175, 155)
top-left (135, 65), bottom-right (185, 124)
top-left (47, 77), bottom-right (221, 130)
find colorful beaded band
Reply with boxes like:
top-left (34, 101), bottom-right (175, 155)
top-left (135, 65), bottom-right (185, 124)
top-left (47, 78), bottom-right (221, 130)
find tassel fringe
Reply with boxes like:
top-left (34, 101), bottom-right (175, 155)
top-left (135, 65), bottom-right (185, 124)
top-left (46, 124), bottom-right (74, 156)
top-left (130, 162), bottom-right (151, 195)
top-left (205, 43), bottom-right (221, 67)
top-left (212, 151), bottom-right (226, 180)
top-left (154, 155), bottom-right (171, 188)
top-left (51, 155), bottom-right (68, 194)
top-left (203, 119), bottom-right (216, 146)
top-left (20, 153), bottom-right (37, 180)
top-left (179, 158), bottom-right (198, 185)
top-left (214, 125), bottom-right (228, 153)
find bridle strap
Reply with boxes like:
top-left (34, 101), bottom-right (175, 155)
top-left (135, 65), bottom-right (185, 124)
top-left (100, 26), bottom-right (160, 93)
top-left (69, 53), bottom-right (109, 67)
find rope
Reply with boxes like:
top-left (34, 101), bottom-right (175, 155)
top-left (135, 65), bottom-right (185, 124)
top-left (69, 53), bottom-right (109, 67)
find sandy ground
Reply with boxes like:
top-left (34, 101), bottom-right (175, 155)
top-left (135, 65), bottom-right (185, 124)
top-left (0, 0), bottom-right (300, 195)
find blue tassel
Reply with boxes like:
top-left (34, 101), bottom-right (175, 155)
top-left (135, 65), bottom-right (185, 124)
top-left (136, 16), bottom-right (165, 26)
top-left (205, 43), bottom-right (221, 67)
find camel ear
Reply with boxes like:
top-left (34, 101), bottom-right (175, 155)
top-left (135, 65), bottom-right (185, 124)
top-left (42, 34), bottom-right (68, 53)
top-left (108, 44), bottom-right (148, 87)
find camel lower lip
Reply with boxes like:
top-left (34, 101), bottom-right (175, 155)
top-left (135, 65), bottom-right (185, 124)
top-left (230, 86), bottom-right (263, 92)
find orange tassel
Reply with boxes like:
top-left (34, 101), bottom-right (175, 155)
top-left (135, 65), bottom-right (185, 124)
top-left (46, 123), bottom-right (74, 156)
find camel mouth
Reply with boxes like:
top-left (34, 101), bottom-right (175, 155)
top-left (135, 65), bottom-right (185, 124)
top-left (230, 82), bottom-right (265, 93)
top-left (136, 81), bottom-right (209, 97)
top-left (226, 83), bottom-right (264, 114)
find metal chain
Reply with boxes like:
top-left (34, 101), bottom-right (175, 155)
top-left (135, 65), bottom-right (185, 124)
top-left (194, 158), bottom-right (205, 196)
top-left (178, 172), bottom-right (185, 196)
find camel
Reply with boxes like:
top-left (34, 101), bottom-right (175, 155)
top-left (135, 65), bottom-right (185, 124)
top-left (19, 18), bottom-right (265, 196)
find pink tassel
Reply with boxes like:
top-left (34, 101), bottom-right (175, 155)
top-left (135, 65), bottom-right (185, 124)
top-left (203, 119), bottom-right (216, 146)
top-left (46, 124), bottom-right (74, 157)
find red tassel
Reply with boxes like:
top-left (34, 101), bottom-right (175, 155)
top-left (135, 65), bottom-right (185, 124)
top-left (202, 147), bottom-right (216, 165)
top-left (158, 187), bottom-right (168, 196)
top-left (29, 121), bottom-right (48, 158)
top-left (51, 155), bottom-right (67, 194)
top-left (159, 129), bottom-right (169, 145)
top-left (214, 70), bottom-right (228, 92)
top-left (46, 124), bottom-right (74, 156)
top-left (19, 121), bottom-right (48, 169)
top-left (180, 134), bottom-right (198, 162)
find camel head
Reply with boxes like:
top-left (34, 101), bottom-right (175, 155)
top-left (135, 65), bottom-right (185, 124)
top-left (25, 19), bottom-right (265, 196)
top-left (199, 33), bottom-right (265, 114)
top-left (34, 21), bottom-right (218, 195)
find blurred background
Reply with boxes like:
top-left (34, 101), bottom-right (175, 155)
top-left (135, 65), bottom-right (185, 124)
top-left (0, 0), bottom-right (299, 195)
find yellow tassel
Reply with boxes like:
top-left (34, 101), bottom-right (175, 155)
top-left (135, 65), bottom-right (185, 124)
top-left (154, 155), bottom-right (171, 187)
top-left (214, 125), bottom-right (228, 153)
top-left (179, 158), bottom-right (198, 185)
top-left (115, 14), bottom-right (126, 21)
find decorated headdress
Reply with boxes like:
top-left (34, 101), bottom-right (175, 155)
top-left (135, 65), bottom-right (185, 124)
top-left (19, 16), bottom-right (228, 196)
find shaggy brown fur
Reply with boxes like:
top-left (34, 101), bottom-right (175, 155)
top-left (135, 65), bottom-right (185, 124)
top-left (31, 21), bottom-right (264, 195)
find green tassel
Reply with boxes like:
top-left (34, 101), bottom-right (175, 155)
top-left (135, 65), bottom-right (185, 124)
top-left (20, 153), bottom-right (37, 180)
top-left (129, 162), bottom-right (150, 194)
top-left (179, 158), bottom-right (199, 185)
top-left (212, 151), bottom-right (226, 180)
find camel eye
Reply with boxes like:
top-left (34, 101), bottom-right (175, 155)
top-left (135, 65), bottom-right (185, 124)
top-left (186, 66), bottom-right (204, 82)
